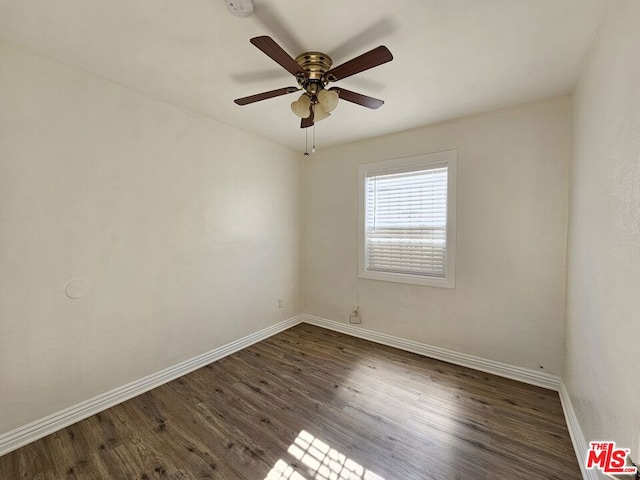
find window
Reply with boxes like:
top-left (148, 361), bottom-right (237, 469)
top-left (358, 150), bottom-right (457, 288)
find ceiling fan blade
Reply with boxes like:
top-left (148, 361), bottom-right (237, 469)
top-left (234, 86), bottom-right (298, 105)
top-left (325, 46), bottom-right (393, 82)
top-left (329, 87), bottom-right (384, 109)
top-left (250, 36), bottom-right (305, 77)
top-left (301, 106), bottom-right (314, 128)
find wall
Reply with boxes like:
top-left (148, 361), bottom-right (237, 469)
top-left (0, 41), bottom-right (303, 434)
top-left (565, 0), bottom-right (640, 463)
top-left (304, 98), bottom-right (571, 375)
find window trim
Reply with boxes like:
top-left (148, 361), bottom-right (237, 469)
top-left (358, 150), bottom-right (457, 288)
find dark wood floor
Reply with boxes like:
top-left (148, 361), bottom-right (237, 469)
top-left (0, 324), bottom-right (581, 480)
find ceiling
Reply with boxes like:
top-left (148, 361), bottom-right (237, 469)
top-left (0, 0), bottom-right (611, 151)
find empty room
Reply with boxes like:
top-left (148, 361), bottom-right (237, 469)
top-left (1, 0), bottom-right (639, 479)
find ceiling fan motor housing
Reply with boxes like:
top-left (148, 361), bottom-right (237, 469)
top-left (295, 52), bottom-right (333, 96)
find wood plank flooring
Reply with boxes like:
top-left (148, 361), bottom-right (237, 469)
top-left (0, 324), bottom-right (582, 479)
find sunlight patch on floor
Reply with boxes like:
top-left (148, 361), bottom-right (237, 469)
top-left (264, 430), bottom-right (385, 480)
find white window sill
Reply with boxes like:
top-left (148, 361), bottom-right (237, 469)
top-left (358, 270), bottom-right (456, 288)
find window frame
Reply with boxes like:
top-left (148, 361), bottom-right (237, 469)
top-left (358, 150), bottom-right (457, 288)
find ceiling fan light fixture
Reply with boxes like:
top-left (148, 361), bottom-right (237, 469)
top-left (291, 94), bottom-right (311, 118)
top-left (317, 89), bottom-right (339, 113)
top-left (313, 103), bottom-right (331, 122)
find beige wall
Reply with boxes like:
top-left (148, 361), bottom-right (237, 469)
top-left (304, 98), bottom-right (571, 375)
top-left (0, 41), bottom-right (303, 433)
top-left (565, 0), bottom-right (640, 459)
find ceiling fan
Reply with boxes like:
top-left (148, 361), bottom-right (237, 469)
top-left (234, 36), bottom-right (393, 129)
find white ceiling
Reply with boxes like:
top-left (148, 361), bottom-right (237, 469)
top-left (0, 0), bottom-right (611, 150)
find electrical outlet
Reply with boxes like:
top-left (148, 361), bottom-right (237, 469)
top-left (278, 298), bottom-right (284, 309)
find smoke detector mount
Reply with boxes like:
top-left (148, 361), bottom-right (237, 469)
top-left (225, 0), bottom-right (254, 18)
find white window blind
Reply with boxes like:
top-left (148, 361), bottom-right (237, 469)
top-left (365, 163), bottom-right (448, 278)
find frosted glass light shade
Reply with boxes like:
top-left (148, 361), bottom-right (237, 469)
top-left (291, 94), bottom-right (311, 118)
top-left (317, 89), bottom-right (339, 112)
top-left (313, 104), bottom-right (331, 122)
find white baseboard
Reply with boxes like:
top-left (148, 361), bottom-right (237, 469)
top-left (0, 315), bottom-right (304, 457)
top-left (301, 314), bottom-right (561, 391)
top-left (559, 381), bottom-right (594, 480)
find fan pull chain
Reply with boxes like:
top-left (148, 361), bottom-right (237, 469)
top-left (312, 124), bottom-right (316, 154)
top-left (304, 127), bottom-right (309, 156)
